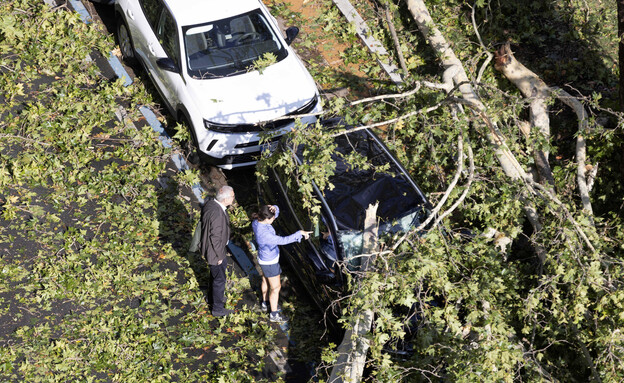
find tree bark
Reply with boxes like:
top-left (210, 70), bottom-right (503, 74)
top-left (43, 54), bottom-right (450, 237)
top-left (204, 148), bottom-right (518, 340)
top-left (383, 2), bottom-right (409, 76)
top-left (494, 43), bottom-right (555, 189)
top-left (402, 1), bottom-right (530, 181)
top-left (329, 203), bottom-right (378, 383)
top-left (403, 0), bottom-right (547, 262)
top-left (555, 88), bottom-right (594, 218)
top-left (493, 44), bottom-right (594, 218)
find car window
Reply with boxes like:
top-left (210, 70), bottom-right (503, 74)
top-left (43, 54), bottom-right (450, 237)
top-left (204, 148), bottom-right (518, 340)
top-left (287, 127), bottom-right (429, 267)
top-left (319, 130), bottom-right (426, 231)
top-left (336, 230), bottom-right (363, 266)
top-left (156, 8), bottom-right (180, 65)
top-left (182, 9), bottom-right (288, 78)
top-left (139, 0), bottom-right (162, 30)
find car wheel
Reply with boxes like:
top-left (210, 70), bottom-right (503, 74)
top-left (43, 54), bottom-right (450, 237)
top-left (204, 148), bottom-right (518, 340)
top-left (116, 18), bottom-right (136, 63)
top-left (180, 115), bottom-right (200, 165)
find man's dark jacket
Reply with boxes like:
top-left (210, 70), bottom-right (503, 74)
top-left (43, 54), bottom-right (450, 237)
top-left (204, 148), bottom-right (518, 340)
top-left (199, 199), bottom-right (230, 265)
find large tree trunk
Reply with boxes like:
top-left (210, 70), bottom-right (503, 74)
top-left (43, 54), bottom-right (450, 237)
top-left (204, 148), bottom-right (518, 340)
top-left (329, 203), bottom-right (378, 383)
top-left (402, 0), bottom-right (530, 180)
top-left (403, 0), bottom-right (547, 262)
top-left (494, 44), bottom-right (555, 189)
top-left (494, 43), bottom-right (594, 218)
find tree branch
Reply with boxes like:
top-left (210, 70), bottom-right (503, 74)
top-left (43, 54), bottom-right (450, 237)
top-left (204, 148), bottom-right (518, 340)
top-left (349, 83), bottom-right (422, 105)
top-left (493, 44), bottom-right (595, 219)
top-left (470, 3), bottom-right (493, 84)
top-left (331, 103), bottom-right (444, 137)
top-left (383, 1), bottom-right (409, 76)
top-left (0, 134), bottom-right (52, 146)
top-left (552, 87), bottom-right (594, 218)
top-left (434, 134), bottom-right (475, 224)
top-left (391, 132), bottom-right (467, 252)
top-left (494, 43), bottom-right (555, 189)
top-left (528, 180), bottom-right (595, 253)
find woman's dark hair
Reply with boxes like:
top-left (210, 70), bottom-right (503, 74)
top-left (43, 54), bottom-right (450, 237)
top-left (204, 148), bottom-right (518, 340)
top-left (251, 205), bottom-right (275, 221)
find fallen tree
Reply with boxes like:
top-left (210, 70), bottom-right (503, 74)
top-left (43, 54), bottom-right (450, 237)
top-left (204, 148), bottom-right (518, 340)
top-left (299, 0), bottom-right (624, 381)
top-left (494, 42), bottom-right (594, 218)
top-left (257, 0), bottom-right (623, 381)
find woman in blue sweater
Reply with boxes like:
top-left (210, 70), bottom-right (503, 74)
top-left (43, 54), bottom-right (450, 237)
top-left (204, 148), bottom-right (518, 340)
top-left (252, 205), bottom-right (311, 323)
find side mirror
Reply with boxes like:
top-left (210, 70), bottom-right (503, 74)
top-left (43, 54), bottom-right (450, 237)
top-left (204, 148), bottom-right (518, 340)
top-left (284, 26), bottom-right (299, 45)
top-left (156, 58), bottom-right (180, 73)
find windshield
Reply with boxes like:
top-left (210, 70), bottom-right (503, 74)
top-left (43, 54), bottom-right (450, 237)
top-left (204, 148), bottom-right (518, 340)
top-left (321, 130), bottom-right (426, 230)
top-left (309, 129), bottom-right (429, 264)
top-left (182, 9), bottom-right (287, 78)
top-left (336, 208), bottom-right (427, 266)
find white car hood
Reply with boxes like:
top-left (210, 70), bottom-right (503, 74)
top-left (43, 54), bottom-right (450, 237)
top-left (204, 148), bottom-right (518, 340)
top-left (186, 54), bottom-right (318, 125)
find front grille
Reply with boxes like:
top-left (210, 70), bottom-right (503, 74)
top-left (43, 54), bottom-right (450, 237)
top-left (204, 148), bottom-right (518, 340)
top-left (234, 133), bottom-right (283, 149)
top-left (205, 151), bottom-right (260, 167)
top-left (224, 152), bottom-right (261, 164)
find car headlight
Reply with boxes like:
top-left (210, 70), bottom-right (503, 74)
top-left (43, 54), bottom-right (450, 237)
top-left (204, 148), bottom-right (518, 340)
top-left (203, 120), bottom-right (254, 133)
top-left (288, 94), bottom-right (319, 115)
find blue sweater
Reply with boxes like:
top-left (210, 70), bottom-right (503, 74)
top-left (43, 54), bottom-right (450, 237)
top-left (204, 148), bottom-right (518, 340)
top-left (252, 206), bottom-right (303, 265)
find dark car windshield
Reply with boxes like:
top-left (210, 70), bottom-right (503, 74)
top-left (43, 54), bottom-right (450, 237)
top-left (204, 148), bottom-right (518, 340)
top-left (296, 129), bottom-right (429, 262)
top-left (326, 131), bottom-right (425, 229)
top-left (182, 9), bottom-right (287, 78)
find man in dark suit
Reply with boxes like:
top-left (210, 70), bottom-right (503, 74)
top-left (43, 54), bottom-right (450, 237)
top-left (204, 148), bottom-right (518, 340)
top-left (200, 185), bottom-right (235, 317)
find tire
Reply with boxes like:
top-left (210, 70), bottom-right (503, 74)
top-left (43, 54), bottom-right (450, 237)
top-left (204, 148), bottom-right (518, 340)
top-left (180, 115), bottom-right (201, 165)
top-left (116, 18), bottom-right (136, 64)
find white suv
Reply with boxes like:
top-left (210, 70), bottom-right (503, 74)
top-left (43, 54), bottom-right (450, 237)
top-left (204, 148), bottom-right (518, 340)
top-left (115, 0), bottom-right (322, 168)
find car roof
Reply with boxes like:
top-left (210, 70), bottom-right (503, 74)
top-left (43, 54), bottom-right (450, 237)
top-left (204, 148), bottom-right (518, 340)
top-left (163, 0), bottom-right (264, 27)
top-left (286, 122), bottom-right (429, 231)
top-left (323, 130), bottom-right (426, 230)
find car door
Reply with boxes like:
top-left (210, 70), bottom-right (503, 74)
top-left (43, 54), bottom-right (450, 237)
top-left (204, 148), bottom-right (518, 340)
top-left (148, 6), bottom-right (184, 113)
top-left (124, 0), bottom-right (181, 113)
top-left (121, 0), bottom-right (159, 67)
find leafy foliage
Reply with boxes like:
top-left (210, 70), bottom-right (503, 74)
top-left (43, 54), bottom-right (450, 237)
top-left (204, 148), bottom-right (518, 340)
top-left (1, 0), bottom-right (623, 381)
top-left (250, 52), bottom-right (278, 75)
top-left (0, 1), bottom-right (317, 382)
top-left (263, 0), bottom-right (624, 381)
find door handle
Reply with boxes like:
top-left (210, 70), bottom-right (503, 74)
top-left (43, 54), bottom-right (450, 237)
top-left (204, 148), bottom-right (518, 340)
top-left (148, 43), bottom-right (155, 55)
top-left (127, 10), bottom-right (135, 20)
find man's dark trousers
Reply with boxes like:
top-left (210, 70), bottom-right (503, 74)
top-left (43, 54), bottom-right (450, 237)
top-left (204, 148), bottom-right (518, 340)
top-left (210, 260), bottom-right (228, 314)
top-left (200, 198), bottom-right (231, 315)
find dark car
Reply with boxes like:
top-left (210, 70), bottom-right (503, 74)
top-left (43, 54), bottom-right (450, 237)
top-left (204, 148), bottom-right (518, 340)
top-left (257, 119), bottom-right (432, 317)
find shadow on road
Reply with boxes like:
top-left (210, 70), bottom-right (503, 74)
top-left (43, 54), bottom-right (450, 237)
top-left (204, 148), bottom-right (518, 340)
top-left (155, 176), bottom-right (212, 304)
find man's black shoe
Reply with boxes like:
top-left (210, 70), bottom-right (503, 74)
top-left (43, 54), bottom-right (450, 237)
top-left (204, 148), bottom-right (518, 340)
top-left (212, 308), bottom-right (234, 317)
